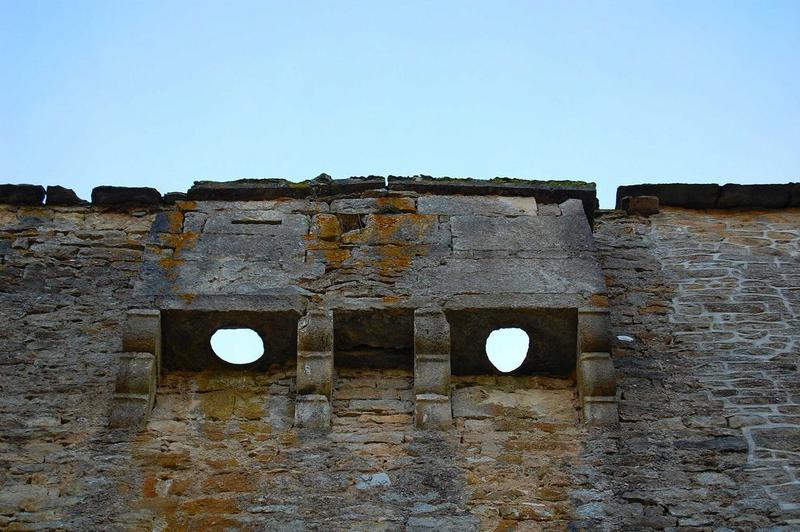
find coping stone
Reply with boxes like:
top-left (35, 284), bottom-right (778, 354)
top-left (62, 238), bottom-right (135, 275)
top-left (0, 184), bottom-right (45, 205)
top-left (92, 186), bottom-right (162, 207)
top-left (45, 185), bottom-right (86, 206)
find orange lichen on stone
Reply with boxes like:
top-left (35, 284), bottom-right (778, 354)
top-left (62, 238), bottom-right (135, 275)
top-left (142, 472), bottom-right (158, 498)
top-left (590, 294), bottom-right (609, 307)
top-left (158, 230), bottom-right (198, 275)
top-left (376, 196), bottom-right (416, 212)
top-left (311, 213), bottom-right (341, 240)
top-left (177, 293), bottom-right (196, 305)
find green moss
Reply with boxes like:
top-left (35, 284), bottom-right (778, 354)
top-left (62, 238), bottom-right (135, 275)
top-left (490, 177), bottom-right (595, 188)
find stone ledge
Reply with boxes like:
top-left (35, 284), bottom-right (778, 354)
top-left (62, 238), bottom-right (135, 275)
top-left (45, 185), bottom-right (86, 206)
top-left (91, 186), bottom-right (162, 207)
top-left (187, 175), bottom-right (385, 201)
top-left (616, 183), bottom-right (800, 210)
top-left (388, 176), bottom-right (597, 219)
top-left (0, 184), bottom-right (45, 205)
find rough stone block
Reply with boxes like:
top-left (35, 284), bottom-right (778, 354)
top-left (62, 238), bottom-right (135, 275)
top-left (615, 183), bottom-right (720, 209)
top-left (331, 197), bottom-right (416, 214)
top-left (581, 396), bottom-right (619, 426)
top-left (717, 184), bottom-right (791, 209)
top-left (296, 309), bottom-right (334, 398)
top-left (294, 394), bottom-right (331, 429)
top-left (45, 185), bottom-right (86, 206)
top-left (91, 186), bottom-right (162, 207)
top-left (417, 195), bottom-right (537, 216)
top-left (620, 195), bottom-right (659, 216)
top-left (415, 393), bottom-right (453, 429)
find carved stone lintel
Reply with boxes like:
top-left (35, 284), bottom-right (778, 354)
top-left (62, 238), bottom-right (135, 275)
top-left (577, 352), bottom-right (618, 425)
top-left (414, 307), bottom-right (452, 428)
top-left (415, 393), bottom-right (453, 430)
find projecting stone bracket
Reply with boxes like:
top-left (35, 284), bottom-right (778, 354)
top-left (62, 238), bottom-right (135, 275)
top-left (576, 309), bottom-right (618, 425)
top-left (294, 308), bottom-right (334, 428)
top-left (109, 309), bottom-right (161, 429)
top-left (414, 307), bottom-right (453, 429)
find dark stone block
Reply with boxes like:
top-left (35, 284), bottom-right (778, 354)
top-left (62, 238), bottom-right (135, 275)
top-left (717, 184), bottom-right (791, 209)
top-left (674, 436), bottom-right (748, 452)
top-left (616, 184), bottom-right (720, 209)
top-left (187, 179), bottom-right (311, 201)
top-left (187, 176), bottom-right (386, 201)
top-left (92, 186), bottom-right (162, 207)
top-left (786, 182), bottom-right (800, 207)
top-left (162, 192), bottom-right (188, 204)
top-left (620, 195), bottom-right (659, 216)
top-left (0, 184), bottom-right (45, 205)
top-left (45, 185), bottom-right (86, 206)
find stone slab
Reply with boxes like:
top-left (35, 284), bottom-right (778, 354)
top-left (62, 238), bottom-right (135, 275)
top-left (450, 214), bottom-right (594, 252)
top-left (0, 184), bottom-right (45, 205)
top-left (417, 195), bottom-right (537, 216)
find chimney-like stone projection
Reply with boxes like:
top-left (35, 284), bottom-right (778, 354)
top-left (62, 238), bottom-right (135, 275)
top-left (112, 176), bottom-right (617, 429)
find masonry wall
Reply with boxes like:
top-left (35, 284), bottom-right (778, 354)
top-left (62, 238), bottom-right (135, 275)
top-left (0, 202), bottom-right (798, 530)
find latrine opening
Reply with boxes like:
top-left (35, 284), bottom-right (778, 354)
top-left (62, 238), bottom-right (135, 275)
top-left (446, 308), bottom-right (578, 376)
top-left (161, 309), bottom-right (299, 371)
top-left (333, 308), bottom-right (414, 369)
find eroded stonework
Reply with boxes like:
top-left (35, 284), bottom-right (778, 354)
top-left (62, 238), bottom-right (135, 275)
top-left (0, 178), bottom-right (798, 530)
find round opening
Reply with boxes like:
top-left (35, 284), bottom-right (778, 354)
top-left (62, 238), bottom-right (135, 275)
top-left (485, 328), bottom-right (529, 373)
top-left (210, 328), bottom-right (264, 365)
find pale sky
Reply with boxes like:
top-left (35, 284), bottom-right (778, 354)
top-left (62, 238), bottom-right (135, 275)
top-left (2, 0), bottom-right (798, 207)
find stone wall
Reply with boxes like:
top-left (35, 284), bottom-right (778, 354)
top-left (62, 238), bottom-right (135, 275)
top-left (0, 196), bottom-right (798, 530)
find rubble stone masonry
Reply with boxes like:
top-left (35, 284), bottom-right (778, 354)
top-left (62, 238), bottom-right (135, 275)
top-left (0, 179), bottom-right (798, 530)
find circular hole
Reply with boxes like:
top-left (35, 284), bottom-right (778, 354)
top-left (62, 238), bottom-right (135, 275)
top-left (210, 328), bottom-right (264, 365)
top-left (485, 328), bottom-right (529, 373)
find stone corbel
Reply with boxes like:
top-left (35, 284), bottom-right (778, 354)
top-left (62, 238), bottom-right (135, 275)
top-left (577, 309), bottom-right (618, 424)
top-left (109, 309), bottom-right (161, 428)
top-left (294, 308), bottom-right (334, 428)
top-left (414, 307), bottom-right (453, 429)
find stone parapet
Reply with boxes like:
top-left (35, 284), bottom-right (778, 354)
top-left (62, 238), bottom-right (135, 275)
top-left (616, 182), bottom-right (800, 210)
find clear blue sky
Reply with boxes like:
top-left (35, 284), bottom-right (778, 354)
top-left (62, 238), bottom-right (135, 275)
top-left (1, 0), bottom-right (798, 207)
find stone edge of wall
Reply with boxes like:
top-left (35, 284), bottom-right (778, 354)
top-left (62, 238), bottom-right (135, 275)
top-left (616, 183), bottom-right (800, 210)
top-left (0, 176), bottom-right (598, 217)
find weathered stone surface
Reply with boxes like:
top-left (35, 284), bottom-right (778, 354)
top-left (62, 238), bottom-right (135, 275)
top-left (294, 394), bottom-right (331, 428)
top-left (620, 195), bottom-right (659, 216)
top-left (415, 393), bottom-right (453, 429)
top-left (91, 186), bottom-right (162, 207)
top-left (388, 176), bottom-right (597, 219)
top-left (417, 195), bottom-right (537, 215)
top-left (414, 307), bottom-right (451, 398)
top-left (296, 309), bottom-right (334, 399)
top-left (617, 182), bottom-right (798, 210)
top-left (450, 214), bottom-right (593, 252)
top-left (0, 184), bottom-right (45, 205)
top-left (2, 182), bottom-right (798, 529)
top-left (45, 185), bottom-right (86, 206)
